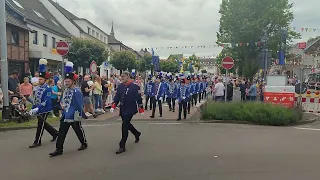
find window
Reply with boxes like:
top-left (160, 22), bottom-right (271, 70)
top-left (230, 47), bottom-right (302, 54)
top-left (104, 37), bottom-right (106, 43)
top-left (100, 34), bottom-right (103, 41)
top-left (52, 37), bottom-right (56, 48)
top-left (33, 10), bottom-right (46, 20)
top-left (92, 29), bottom-right (95, 35)
top-left (96, 32), bottom-right (99, 38)
top-left (88, 27), bottom-right (91, 34)
top-left (11, 31), bottom-right (19, 45)
top-left (32, 31), bottom-right (38, 44)
top-left (12, 0), bottom-right (24, 9)
top-left (43, 34), bottom-right (48, 47)
top-left (51, 20), bottom-right (59, 26)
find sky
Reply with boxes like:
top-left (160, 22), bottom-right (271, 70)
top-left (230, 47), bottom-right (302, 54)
top-left (56, 0), bottom-right (320, 59)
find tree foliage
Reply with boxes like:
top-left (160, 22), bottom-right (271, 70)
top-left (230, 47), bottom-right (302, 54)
top-left (160, 60), bottom-right (179, 73)
top-left (110, 51), bottom-right (137, 71)
top-left (136, 55), bottom-right (152, 72)
top-left (67, 38), bottom-right (109, 69)
top-left (217, 0), bottom-right (300, 78)
top-left (184, 54), bottom-right (200, 72)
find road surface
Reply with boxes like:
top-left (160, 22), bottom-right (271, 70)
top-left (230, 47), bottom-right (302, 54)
top-left (1, 122), bottom-right (320, 180)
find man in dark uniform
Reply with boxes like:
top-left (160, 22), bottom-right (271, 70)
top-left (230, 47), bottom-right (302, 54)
top-left (177, 78), bottom-right (190, 121)
top-left (110, 71), bottom-right (145, 154)
top-left (144, 74), bottom-right (155, 110)
top-left (150, 75), bottom-right (165, 118)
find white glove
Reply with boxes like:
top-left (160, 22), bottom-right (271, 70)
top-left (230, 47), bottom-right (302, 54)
top-left (29, 107), bottom-right (39, 115)
top-left (190, 93), bottom-right (193, 96)
top-left (159, 97), bottom-right (163, 101)
top-left (110, 108), bottom-right (115, 113)
top-left (182, 97), bottom-right (186, 100)
top-left (165, 95), bottom-right (167, 100)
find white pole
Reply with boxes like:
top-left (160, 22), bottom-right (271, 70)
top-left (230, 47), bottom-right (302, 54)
top-left (0, 0), bottom-right (10, 121)
top-left (225, 69), bottom-right (228, 101)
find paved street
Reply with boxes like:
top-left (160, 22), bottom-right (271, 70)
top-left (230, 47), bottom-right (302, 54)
top-left (1, 122), bottom-right (320, 180)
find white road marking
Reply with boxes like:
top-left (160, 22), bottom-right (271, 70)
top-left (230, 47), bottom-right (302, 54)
top-left (147, 123), bottom-right (183, 125)
top-left (294, 127), bottom-right (320, 131)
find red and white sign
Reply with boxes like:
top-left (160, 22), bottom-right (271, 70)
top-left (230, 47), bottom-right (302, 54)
top-left (264, 92), bottom-right (295, 108)
top-left (90, 61), bottom-right (98, 74)
top-left (56, 41), bottom-right (69, 56)
top-left (297, 42), bottom-right (307, 49)
top-left (222, 56), bottom-right (234, 70)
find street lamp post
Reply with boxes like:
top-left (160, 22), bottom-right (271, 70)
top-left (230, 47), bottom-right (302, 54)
top-left (0, 0), bottom-right (10, 121)
top-left (261, 31), bottom-right (268, 80)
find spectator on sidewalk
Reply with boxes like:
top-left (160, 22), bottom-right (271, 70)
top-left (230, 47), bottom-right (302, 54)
top-left (101, 75), bottom-right (109, 110)
top-left (20, 77), bottom-right (34, 104)
top-left (81, 75), bottom-right (97, 118)
top-left (214, 78), bottom-right (225, 102)
top-left (8, 70), bottom-right (20, 96)
top-left (248, 81), bottom-right (257, 101)
top-left (49, 79), bottom-right (60, 117)
top-left (93, 75), bottom-right (104, 113)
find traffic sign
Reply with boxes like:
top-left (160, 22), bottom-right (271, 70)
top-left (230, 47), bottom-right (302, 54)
top-left (222, 56), bottom-right (234, 70)
top-left (90, 61), bottom-right (98, 74)
top-left (56, 41), bottom-right (69, 56)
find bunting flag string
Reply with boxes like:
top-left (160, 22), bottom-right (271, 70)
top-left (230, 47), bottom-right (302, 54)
top-left (144, 41), bottom-right (263, 50)
top-left (290, 26), bottom-right (320, 33)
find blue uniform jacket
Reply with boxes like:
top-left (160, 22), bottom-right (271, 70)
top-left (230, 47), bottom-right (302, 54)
top-left (199, 82), bottom-right (204, 92)
top-left (166, 82), bottom-right (178, 98)
top-left (144, 82), bottom-right (155, 97)
top-left (189, 83), bottom-right (196, 95)
top-left (163, 82), bottom-right (168, 96)
top-left (177, 85), bottom-right (190, 103)
top-left (154, 82), bottom-right (165, 100)
top-left (61, 87), bottom-right (83, 122)
top-left (203, 82), bottom-right (208, 91)
top-left (32, 84), bottom-right (52, 114)
top-left (195, 82), bottom-right (200, 94)
top-left (113, 82), bottom-right (143, 117)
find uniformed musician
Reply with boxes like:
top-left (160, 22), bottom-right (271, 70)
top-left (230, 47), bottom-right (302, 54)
top-left (166, 74), bottom-right (178, 112)
top-left (198, 75), bottom-right (204, 103)
top-left (49, 62), bottom-right (87, 157)
top-left (150, 75), bottom-right (165, 118)
top-left (186, 76), bottom-right (194, 114)
top-left (110, 71), bottom-right (144, 154)
top-left (144, 74), bottom-right (155, 110)
top-left (177, 78), bottom-right (190, 121)
top-left (29, 59), bottom-right (58, 148)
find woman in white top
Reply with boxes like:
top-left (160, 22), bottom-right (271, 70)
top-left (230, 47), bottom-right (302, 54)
top-left (93, 75), bottom-right (105, 113)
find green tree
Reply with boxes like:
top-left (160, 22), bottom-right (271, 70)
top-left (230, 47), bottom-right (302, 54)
top-left (136, 55), bottom-right (152, 72)
top-left (217, 0), bottom-right (300, 78)
top-left (160, 60), bottom-right (179, 73)
top-left (67, 38), bottom-right (109, 69)
top-left (183, 54), bottom-right (200, 72)
top-left (110, 51), bottom-right (137, 71)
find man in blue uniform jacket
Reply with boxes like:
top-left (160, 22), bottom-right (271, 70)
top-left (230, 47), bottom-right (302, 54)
top-left (166, 75), bottom-right (177, 112)
top-left (110, 71), bottom-right (144, 154)
top-left (186, 76), bottom-right (194, 114)
top-left (202, 76), bottom-right (208, 100)
top-left (150, 75), bottom-right (165, 118)
top-left (198, 76), bottom-right (204, 103)
top-left (50, 62), bottom-right (87, 157)
top-left (144, 75), bottom-right (155, 110)
top-left (177, 78), bottom-right (190, 121)
top-left (29, 59), bottom-right (58, 148)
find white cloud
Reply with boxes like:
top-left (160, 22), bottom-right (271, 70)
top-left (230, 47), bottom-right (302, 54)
top-left (57, 0), bottom-right (320, 58)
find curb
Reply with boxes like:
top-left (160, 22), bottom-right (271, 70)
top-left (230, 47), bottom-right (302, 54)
top-left (199, 119), bottom-right (317, 126)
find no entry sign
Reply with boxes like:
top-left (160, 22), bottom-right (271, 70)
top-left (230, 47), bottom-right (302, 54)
top-left (56, 41), bottom-right (69, 56)
top-left (222, 56), bottom-right (234, 70)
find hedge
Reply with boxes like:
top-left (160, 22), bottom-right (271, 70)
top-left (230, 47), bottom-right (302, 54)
top-left (201, 102), bottom-right (303, 126)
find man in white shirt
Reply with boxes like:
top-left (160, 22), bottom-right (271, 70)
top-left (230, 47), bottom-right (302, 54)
top-left (31, 72), bottom-right (39, 97)
top-left (214, 78), bottom-right (225, 102)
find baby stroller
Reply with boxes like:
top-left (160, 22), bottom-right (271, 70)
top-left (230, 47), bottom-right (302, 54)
top-left (9, 95), bottom-right (31, 123)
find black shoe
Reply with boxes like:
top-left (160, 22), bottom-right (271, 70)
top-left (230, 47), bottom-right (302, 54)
top-left (188, 111), bottom-right (190, 114)
top-left (93, 114), bottom-right (98, 118)
top-left (169, 109), bottom-right (172, 111)
top-left (135, 132), bottom-right (141, 143)
top-left (49, 149), bottom-right (63, 157)
top-left (29, 143), bottom-right (41, 148)
top-left (160, 114), bottom-right (162, 117)
top-left (150, 115), bottom-right (154, 118)
top-left (177, 118), bottom-right (181, 121)
top-left (145, 107), bottom-right (147, 110)
top-left (116, 148), bottom-right (126, 154)
top-left (78, 143), bottom-right (88, 151)
top-left (50, 133), bottom-right (58, 142)
top-left (173, 109), bottom-right (175, 112)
